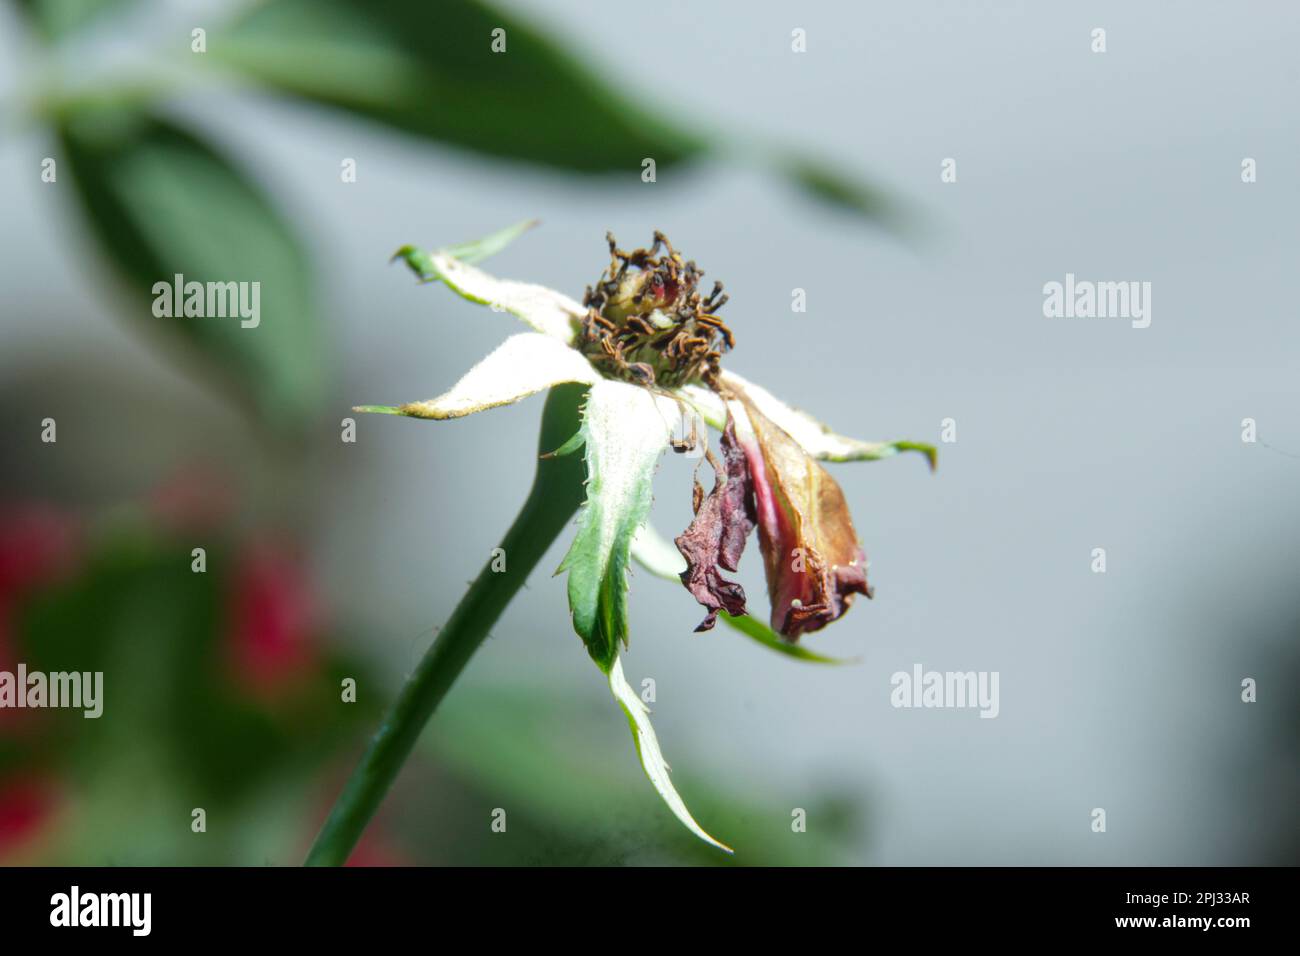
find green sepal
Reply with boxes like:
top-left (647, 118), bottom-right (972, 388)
top-left (556, 381), bottom-right (672, 671)
top-left (393, 219), bottom-right (537, 283)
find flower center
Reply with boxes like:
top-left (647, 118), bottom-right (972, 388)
top-left (579, 231), bottom-right (734, 390)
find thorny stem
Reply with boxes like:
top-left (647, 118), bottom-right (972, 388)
top-left (305, 385), bottom-right (589, 866)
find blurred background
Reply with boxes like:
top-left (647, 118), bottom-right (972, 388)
top-left (1, 0), bottom-right (1296, 865)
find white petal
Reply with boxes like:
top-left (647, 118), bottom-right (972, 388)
top-left (579, 381), bottom-right (679, 549)
top-left (719, 370), bottom-right (932, 464)
top-left (430, 252), bottom-right (584, 343)
top-left (608, 656), bottom-right (732, 853)
top-left (388, 333), bottom-right (597, 419)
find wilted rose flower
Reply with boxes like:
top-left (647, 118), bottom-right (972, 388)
top-left (359, 223), bottom-right (934, 850)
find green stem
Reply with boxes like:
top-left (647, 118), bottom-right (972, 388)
top-left (305, 385), bottom-right (588, 866)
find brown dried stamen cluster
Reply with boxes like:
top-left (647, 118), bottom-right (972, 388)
top-left (580, 231), bottom-right (734, 390)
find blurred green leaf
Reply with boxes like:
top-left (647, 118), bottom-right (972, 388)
top-left (781, 154), bottom-right (915, 234)
top-left (56, 108), bottom-right (326, 434)
top-left (10, 0), bottom-right (136, 42)
top-left (214, 0), bottom-right (702, 174)
top-left (211, 0), bottom-right (901, 225)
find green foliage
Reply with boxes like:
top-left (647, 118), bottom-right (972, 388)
top-left (393, 219), bottom-right (538, 283)
top-left (717, 610), bottom-right (855, 664)
top-left (11, 0), bottom-right (135, 42)
top-left (56, 110), bottom-right (325, 434)
top-left (782, 155), bottom-right (902, 227)
top-left (214, 0), bottom-right (703, 173)
top-left (556, 383), bottom-right (671, 672)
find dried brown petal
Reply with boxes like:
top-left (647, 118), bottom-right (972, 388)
top-left (674, 416), bottom-right (755, 631)
top-left (735, 392), bottom-right (872, 639)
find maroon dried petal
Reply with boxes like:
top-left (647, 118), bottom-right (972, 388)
top-left (674, 416), bottom-right (755, 631)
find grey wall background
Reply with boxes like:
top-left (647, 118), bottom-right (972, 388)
top-left (2, 0), bottom-right (1296, 863)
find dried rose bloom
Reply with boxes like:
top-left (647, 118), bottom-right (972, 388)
top-left (578, 230), bottom-right (732, 390)
top-left (575, 231), bottom-right (892, 640)
top-left (362, 223), bottom-right (934, 850)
